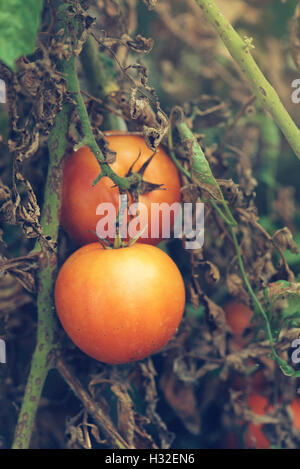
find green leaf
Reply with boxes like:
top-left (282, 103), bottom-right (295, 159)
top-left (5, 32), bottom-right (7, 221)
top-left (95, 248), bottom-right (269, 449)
top-left (0, 0), bottom-right (43, 70)
top-left (176, 121), bottom-right (222, 200)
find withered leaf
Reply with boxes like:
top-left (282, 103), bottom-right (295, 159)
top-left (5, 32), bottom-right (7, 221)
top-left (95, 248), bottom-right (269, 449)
top-left (227, 273), bottom-right (249, 304)
top-left (203, 261), bottom-right (220, 285)
top-left (272, 227), bottom-right (299, 254)
top-left (141, 0), bottom-right (158, 10)
top-left (160, 372), bottom-right (201, 435)
top-left (204, 296), bottom-right (227, 358)
top-left (140, 359), bottom-right (175, 449)
top-left (110, 383), bottom-right (135, 448)
top-left (122, 34), bottom-right (154, 54)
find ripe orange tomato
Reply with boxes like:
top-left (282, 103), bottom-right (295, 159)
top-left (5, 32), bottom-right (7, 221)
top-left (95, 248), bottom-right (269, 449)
top-left (223, 301), bottom-right (254, 348)
top-left (244, 393), bottom-right (274, 449)
top-left (54, 242), bottom-right (185, 364)
top-left (60, 133), bottom-right (181, 246)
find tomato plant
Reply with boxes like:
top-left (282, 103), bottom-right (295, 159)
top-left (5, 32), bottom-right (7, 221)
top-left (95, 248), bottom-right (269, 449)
top-left (60, 133), bottom-right (181, 246)
top-left (4, 0), bottom-right (300, 451)
top-left (54, 242), bottom-right (185, 364)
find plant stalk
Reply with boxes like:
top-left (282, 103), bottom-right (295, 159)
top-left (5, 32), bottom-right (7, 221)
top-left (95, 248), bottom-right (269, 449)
top-left (195, 0), bottom-right (300, 160)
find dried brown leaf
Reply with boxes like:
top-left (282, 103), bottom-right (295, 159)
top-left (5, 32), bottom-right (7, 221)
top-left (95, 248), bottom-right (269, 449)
top-left (160, 372), bottom-right (201, 435)
top-left (110, 383), bottom-right (135, 447)
top-left (140, 359), bottom-right (174, 449)
top-left (141, 0), bottom-right (158, 10)
top-left (272, 227), bottom-right (299, 254)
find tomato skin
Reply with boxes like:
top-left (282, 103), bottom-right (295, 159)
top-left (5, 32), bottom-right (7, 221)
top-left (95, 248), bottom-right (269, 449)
top-left (223, 301), bottom-right (254, 348)
top-left (54, 243), bottom-right (185, 364)
top-left (243, 395), bottom-right (300, 449)
top-left (289, 398), bottom-right (300, 431)
top-left (60, 134), bottom-right (181, 246)
top-left (231, 367), bottom-right (266, 393)
top-left (244, 394), bottom-right (274, 449)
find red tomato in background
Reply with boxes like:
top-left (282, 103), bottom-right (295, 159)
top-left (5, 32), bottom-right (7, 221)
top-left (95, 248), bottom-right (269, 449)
top-left (244, 393), bottom-right (274, 449)
top-left (60, 133), bottom-right (181, 246)
top-left (244, 395), bottom-right (300, 449)
top-left (231, 365), bottom-right (266, 393)
top-left (223, 301), bottom-right (254, 348)
top-left (54, 242), bottom-right (185, 364)
top-left (289, 398), bottom-right (300, 431)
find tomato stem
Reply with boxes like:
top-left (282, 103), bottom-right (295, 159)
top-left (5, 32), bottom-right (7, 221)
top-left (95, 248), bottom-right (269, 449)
top-left (65, 55), bottom-right (143, 192)
top-left (11, 98), bottom-right (70, 449)
top-left (195, 0), bottom-right (300, 161)
top-left (175, 120), bottom-right (297, 377)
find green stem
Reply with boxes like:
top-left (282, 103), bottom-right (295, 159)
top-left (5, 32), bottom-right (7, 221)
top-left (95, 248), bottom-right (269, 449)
top-left (80, 36), bottom-right (123, 130)
top-left (167, 125), bottom-right (192, 180)
top-left (11, 101), bottom-right (71, 449)
top-left (229, 226), bottom-right (296, 376)
top-left (209, 199), bottom-right (236, 227)
top-left (65, 56), bottom-right (139, 189)
top-left (195, 0), bottom-right (300, 161)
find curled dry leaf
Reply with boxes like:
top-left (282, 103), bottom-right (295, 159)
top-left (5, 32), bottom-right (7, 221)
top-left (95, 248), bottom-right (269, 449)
top-left (110, 383), bottom-right (135, 447)
top-left (183, 95), bottom-right (230, 130)
top-left (121, 34), bottom-right (154, 54)
top-left (0, 180), bottom-right (16, 225)
top-left (99, 33), bottom-right (154, 55)
top-left (272, 227), bottom-right (299, 255)
top-left (141, 0), bottom-right (158, 10)
top-left (160, 372), bottom-right (201, 435)
top-left (133, 414), bottom-right (157, 449)
top-left (0, 253), bottom-right (41, 293)
top-left (173, 354), bottom-right (220, 383)
top-left (203, 260), bottom-right (220, 285)
top-left (267, 281), bottom-right (300, 317)
top-left (95, 130), bottom-right (117, 164)
top-left (111, 91), bottom-right (157, 130)
top-left (268, 281), bottom-right (300, 300)
top-left (0, 269), bottom-right (32, 316)
top-left (226, 273), bottom-right (249, 305)
top-left (125, 64), bottom-right (169, 150)
top-left (204, 296), bottom-right (227, 358)
top-left (140, 359), bottom-right (174, 449)
top-left (217, 179), bottom-right (241, 206)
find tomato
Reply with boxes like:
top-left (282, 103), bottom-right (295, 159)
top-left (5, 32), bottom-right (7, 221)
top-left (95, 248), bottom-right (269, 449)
top-left (244, 393), bottom-right (274, 449)
top-left (223, 301), bottom-right (254, 348)
top-left (231, 365), bottom-right (266, 393)
top-left (289, 398), bottom-right (300, 431)
top-left (60, 133), bottom-right (181, 246)
top-left (54, 242), bottom-right (185, 364)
